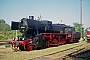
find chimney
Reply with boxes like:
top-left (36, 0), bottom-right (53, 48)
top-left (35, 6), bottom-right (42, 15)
top-left (29, 16), bottom-right (34, 20)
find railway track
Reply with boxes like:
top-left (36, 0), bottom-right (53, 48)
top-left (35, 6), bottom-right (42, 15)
top-left (0, 40), bottom-right (9, 42)
top-left (57, 43), bottom-right (90, 60)
top-left (28, 42), bottom-right (90, 60)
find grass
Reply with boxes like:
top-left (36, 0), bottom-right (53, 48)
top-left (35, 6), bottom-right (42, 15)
top-left (0, 41), bottom-right (88, 60)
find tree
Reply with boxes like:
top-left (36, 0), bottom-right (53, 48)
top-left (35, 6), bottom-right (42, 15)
top-left (0, 19), bottom-right (10, 32)
top-left (73, 22), bottom-right (81, 32)
top-left (0, 19), bottom-right (11, 40)
top-left (73, 22), bottom-right (85, 38)
top-left (37, 15), bottom-right (42, 21)
top-left (0, 19), bottom-right (23, 40)
top-left (0, 19), bottom-right (5, 23)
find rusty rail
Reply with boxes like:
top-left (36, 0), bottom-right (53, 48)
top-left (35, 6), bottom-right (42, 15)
top-left (28, 43), bottom-right (87, 60)
top-left (0, 40), bottom-right (9, 42)
top-left (57, 44), bottom-right (90, 60)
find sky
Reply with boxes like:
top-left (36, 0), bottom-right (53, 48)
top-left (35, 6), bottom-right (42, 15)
top-left (0, 0), bottom-right (90, 28)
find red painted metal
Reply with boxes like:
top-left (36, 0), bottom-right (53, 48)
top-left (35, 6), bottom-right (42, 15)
top-left (86, 29), bottom-right (90, 42)
top-left (9, 32), bottom-right (79, 51)
top-left (86, 29), bottom-right (90, 41)
top-left (28, 45), bottom-right (33, 51)
top-left (42, 33), bottom-right (68, 46)
top-left (9, 39), bottom-right (33, 51)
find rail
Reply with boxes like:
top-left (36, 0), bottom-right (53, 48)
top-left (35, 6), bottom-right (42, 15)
top-left (28, 43), bottom-right (89, 60)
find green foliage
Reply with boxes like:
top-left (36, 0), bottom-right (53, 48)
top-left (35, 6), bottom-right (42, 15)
top-left (82, 28), bottom-right (85, 38)
top-left (73, 22), bottom-right (81, 32)
top-left (0, 19), bottom-right (10, 32)
top-left (0, 19), bottom-right (5, 23)
top-left (0, 30), bottom-right (22, 40)
top-left (37, 15), bottom-right (42, 21)
top-left (73, 22), bottom-right (85, 38)
top-left (0, 19), bottom-right (22, 40)
top-left (0, 34), bottom-right (5, 40)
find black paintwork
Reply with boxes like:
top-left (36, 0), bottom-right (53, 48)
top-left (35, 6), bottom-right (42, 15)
top-left (11, 16), bottom-right (81, 48)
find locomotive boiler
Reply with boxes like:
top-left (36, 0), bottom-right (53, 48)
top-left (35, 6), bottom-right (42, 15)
top-left (8, 16), bottom-right (81, 51)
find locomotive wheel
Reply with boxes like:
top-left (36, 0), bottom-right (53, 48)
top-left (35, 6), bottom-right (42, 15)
top-left (41, 40), bottom-right (48, 48)
top-left (26, 44), bottom-right (33, 51)
top-left (33, 45), bottom-right (37, 49)
top-left (42, 39), bottom-right (47, 49)
top-left (33, 35), bottom-right (48, 49)
top-left (19, 45), bottom-right (24, 51)
top-left (33, 37), bottom-right (39, 49)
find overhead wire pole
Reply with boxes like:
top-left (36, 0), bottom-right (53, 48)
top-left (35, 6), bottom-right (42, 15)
top-left (80, 0), bottom-right (82, 40)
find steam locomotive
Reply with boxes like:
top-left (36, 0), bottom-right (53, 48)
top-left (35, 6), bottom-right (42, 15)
top-left (8, 16), bottom-right (81, 51)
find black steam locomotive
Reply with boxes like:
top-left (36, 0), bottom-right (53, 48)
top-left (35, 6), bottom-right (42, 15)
top-left (9, 16), bottom-right (81, 51)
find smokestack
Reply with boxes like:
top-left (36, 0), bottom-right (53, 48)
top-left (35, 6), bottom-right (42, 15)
top-left (29, 16), bottom-right (34, 20)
